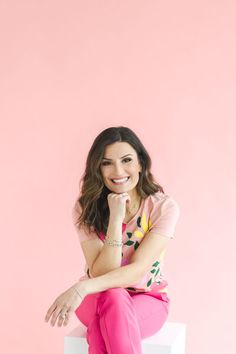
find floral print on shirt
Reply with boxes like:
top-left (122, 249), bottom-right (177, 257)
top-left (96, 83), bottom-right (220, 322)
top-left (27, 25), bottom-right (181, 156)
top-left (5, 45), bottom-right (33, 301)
top-left (122, 211), bottom-right (167, 293)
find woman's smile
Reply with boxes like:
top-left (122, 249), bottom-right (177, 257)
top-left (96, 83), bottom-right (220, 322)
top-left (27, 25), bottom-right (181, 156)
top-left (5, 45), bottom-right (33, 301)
top-left (111, 177), bottom-right (130, 184)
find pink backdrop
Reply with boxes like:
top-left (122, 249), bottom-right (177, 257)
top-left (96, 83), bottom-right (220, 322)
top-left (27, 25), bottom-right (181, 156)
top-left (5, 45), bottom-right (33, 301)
top-left (1, 1), bottom-right (235, 354)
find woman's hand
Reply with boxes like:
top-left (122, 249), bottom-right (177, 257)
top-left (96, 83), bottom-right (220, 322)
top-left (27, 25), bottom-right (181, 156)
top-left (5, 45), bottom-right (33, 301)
top-left (44, 281), bottom-right (88, 327)
top-left (107, 192), bottom-right (131, 221)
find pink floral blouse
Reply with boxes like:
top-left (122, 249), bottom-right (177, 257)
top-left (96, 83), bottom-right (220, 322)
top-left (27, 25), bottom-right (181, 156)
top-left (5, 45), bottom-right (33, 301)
top-left (72, 191), bottom-right (180, 299)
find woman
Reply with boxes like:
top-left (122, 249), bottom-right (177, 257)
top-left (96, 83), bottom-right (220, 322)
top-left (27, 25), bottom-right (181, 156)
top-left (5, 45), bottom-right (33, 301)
top-left (44, 126), bottom-right (180, 354)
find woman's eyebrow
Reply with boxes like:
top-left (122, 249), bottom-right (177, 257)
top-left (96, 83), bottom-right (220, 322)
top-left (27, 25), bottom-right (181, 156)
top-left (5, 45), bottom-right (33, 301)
top-left (102, 153), bottom-right (133, 161)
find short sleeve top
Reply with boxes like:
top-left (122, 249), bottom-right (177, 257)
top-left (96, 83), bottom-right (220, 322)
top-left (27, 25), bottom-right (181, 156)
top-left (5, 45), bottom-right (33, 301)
top-left (72, 191), bottom-right (180, 298)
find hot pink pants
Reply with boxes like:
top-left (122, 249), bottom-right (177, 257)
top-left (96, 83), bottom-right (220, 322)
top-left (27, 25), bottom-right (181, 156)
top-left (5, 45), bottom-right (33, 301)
top-left (74, 287), bottom-right (170, 354)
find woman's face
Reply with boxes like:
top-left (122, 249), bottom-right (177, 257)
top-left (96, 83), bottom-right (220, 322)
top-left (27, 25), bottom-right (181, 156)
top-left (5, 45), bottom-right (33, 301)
top-left (100, 141), bottom-right (142, 194)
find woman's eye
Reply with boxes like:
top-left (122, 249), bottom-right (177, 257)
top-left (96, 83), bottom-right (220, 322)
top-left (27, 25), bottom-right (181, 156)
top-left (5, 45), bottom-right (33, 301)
top-left (101, 158), bottom-right (131, 166)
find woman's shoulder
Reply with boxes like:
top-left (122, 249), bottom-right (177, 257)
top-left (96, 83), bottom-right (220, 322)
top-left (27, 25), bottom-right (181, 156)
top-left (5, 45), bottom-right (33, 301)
top-left (72, 200), bottom-right (96, 235)
top-left (145, 191), bottom-right (180, 213)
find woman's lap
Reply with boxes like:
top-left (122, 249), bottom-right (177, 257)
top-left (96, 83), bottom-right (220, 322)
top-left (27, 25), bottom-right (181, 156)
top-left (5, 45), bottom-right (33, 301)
top-left (74, 287), bottom-right (170, 339)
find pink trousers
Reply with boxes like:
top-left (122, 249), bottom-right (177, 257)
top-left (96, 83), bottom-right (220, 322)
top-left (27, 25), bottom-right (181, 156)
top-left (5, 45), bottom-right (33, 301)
top-left (74, 287), bottom-right (170, 354)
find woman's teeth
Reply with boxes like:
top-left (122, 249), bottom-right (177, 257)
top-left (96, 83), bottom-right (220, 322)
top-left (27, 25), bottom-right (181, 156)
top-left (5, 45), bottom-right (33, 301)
top-left (111, 177), bottom-right (129, 184)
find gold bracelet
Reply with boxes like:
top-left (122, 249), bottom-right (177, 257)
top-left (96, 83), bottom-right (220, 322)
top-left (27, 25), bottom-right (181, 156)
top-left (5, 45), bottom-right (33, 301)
top-left (73, 286), bottom-right (83, 300)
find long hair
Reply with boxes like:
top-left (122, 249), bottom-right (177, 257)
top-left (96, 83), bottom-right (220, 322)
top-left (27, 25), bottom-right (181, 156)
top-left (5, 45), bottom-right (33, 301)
top-left (73, 126), bottom-right (164, 236)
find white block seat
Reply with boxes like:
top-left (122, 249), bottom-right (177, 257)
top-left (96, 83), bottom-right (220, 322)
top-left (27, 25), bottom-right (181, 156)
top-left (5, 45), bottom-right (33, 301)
top-left (64, 321), bottom-right (186, 354)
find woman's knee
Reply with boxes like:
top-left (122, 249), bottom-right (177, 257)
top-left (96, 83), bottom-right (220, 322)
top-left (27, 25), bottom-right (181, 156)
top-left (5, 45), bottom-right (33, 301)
top-left (74, 292), bottom-right (102, 326)
top-left (97, 287), bottom-right (131, 310)
top-left (99, 287), bottom-right (129, 300)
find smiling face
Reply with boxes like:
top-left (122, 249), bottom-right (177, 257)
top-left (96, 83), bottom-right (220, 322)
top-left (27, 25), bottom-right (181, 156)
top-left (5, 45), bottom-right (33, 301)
top-left (100, 141), bottom-right (142, 196)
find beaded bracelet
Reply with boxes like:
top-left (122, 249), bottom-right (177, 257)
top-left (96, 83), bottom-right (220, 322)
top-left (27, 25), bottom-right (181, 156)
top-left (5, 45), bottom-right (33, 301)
top-left (104, 235), bottom-right (123, 247)
top-left (104, 239), bottom-right (123, 247)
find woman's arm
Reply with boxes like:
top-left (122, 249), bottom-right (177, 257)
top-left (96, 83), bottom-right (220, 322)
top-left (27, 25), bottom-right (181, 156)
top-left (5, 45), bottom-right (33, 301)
top-left (77, 262), bottom-right (142, 296)
top-left (91, 215), bottom-right (123, 277)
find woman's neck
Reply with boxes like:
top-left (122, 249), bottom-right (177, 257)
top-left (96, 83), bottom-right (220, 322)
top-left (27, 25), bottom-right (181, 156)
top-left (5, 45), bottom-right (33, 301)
top-left (124, 194), bottom-right (142, 222)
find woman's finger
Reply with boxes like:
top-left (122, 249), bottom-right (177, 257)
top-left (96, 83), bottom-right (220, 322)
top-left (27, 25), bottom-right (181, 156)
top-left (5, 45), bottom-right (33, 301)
top-left (44, 303), bottom-right (57, 322)
top-left (57, 306), bottom-right (72, 327)
top-left (62, 307), bottom-right (73, 326)
top-left (57, 311), bottom-right (67, 327)
top-left (50, 305), bottom-right (65, 326)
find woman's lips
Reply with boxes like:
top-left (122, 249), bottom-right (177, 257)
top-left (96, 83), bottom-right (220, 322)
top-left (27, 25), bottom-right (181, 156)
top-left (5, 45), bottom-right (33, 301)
top-left (111, 177), bottom-right (130, 184)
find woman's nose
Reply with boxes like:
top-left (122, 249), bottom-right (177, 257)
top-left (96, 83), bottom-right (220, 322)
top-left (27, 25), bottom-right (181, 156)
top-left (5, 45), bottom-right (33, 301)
top-left (113, 163), bottom-right (125, 176)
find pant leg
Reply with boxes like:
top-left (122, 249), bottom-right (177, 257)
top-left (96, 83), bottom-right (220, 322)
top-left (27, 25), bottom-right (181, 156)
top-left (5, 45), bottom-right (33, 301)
top-left (75, 292), bottom-right (107, 354)
top-left (97, 288), bottom-right (143, 354)
top-left (128, 290), bottom-right (170, 338)
top-left (86, 314), bottom-right (107, 354)
top-left (74, 288), bottom-right (142, 354)
top-left (74, 287), bottom-right (170, 354)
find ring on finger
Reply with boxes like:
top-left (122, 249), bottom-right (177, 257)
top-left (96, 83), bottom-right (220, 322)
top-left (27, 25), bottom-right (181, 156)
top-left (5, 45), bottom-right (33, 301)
top-left (59, 311), bottom-right (68, 320)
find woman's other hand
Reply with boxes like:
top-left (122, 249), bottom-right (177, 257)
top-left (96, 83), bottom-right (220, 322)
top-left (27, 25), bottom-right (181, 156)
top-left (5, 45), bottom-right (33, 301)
top-left (44, 281), bottom-right (87, 327)
top-left (107, 192), bottom-right (131, 221)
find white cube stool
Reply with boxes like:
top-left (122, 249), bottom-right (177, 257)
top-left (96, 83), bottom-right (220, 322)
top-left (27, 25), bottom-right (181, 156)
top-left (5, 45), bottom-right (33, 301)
top-left (64, 321), bottom-right (186, 354)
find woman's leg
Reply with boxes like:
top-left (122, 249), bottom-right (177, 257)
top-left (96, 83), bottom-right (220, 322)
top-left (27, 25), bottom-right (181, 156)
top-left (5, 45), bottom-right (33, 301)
top-left (85, 314), bottom-right (107, 354)
top-left (97, 288), bottom-right (143, 354)
top-left (74, 288), bottom-right (170, 354)
top-left (129, 291), bottom-right (170, 338)
top-left (75, 291), bottom-right (107, 354)
top-left (75, 288), bottom-right (142, 354)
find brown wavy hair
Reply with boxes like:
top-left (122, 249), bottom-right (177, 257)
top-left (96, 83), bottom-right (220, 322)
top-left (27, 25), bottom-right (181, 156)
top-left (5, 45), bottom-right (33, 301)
top-left (72, 126), bottom-right (164, 237)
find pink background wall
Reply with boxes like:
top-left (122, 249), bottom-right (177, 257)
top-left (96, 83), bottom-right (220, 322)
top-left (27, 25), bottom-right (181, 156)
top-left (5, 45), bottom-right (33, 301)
top-left (1, 1), bottom-right (235, 354)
